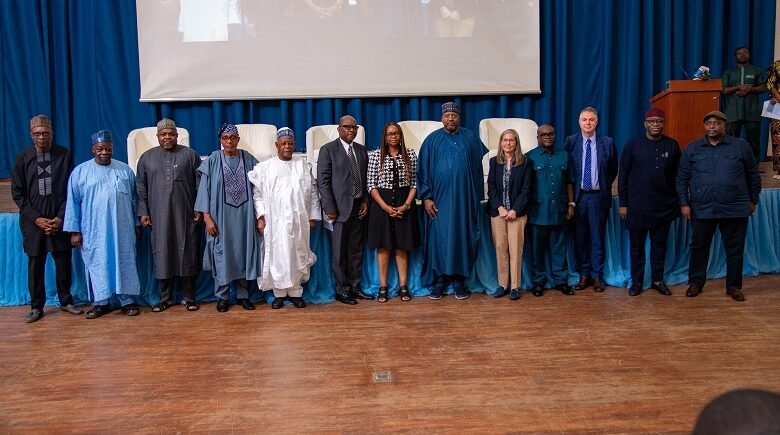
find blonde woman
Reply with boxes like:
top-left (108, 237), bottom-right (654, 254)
top-left (486, 129), bottom-right (531, 300)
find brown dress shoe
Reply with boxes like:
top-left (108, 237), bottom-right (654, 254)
top-left (573, 276), bottom-right (592, 290)
top-left (726, 288), bottom-right (745, 302)
top-left (685, 285), bottom-right (702, 297)
top-left (592, 278), bottom-right (606, 292)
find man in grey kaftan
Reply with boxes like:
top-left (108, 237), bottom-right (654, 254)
top-left (136, 118), bottom-right (203, 312)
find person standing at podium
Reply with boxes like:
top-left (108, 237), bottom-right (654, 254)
top-left (722, 47), bottom-right (766, 164)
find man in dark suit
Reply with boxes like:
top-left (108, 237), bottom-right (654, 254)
top-left (565, 107), bottom-right (618, 292)
top-left (317, 115), bottom-right (373, 304)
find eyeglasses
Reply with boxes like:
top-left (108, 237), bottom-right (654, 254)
top-left (538, 133), bottom-right (554, 138)
top-left (385, 131), bottom-right (401, 137)
top-left (339, 125), bottom-right (358, 131)
top-left (645, 119), bottom-right (665, 125)
top-left (220, 134), bottom-right (239, 141)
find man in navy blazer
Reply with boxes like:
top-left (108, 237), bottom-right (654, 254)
top-left (565, 107), bottom-right (618, 292)
top-left (317, 115), bottom-right (373, 304)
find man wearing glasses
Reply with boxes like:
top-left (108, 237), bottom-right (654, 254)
top-left (526, 124), bottom-right (576, 297)
top-left (317, 115), bottom-right (373, 304)
top-left (618, 108), bottom-right (680, 296)
top-left (12, 115), bottom-right (82, 322)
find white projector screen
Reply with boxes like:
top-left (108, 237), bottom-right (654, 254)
top-left (136, 0), bottom-right (540, 101)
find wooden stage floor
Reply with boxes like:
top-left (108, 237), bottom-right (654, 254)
top-left (0, 276), bottom-right (778, 434)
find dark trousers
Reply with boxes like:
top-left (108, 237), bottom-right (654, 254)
top-left (28, 250), bottom-right (73, 310)
top-left (330, 199), bottom-right (365, 296)
top-left (689, 217), bottom-right (749, 290)
top-left (727, 121), bottom-right (761, 162)
top-left (574, 192), bottom-right (609, 280)
top-left (629, 221), bottom-right (671, 288)
top-left (529, 223), bottom-right (568, 287)
top-left (159, 275), bottom-right (197, 304)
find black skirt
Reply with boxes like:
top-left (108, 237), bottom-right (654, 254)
top-left (366, 186), bottom-right (420, 251)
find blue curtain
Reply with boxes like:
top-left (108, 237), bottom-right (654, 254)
top-left (0, 0), bottom-right (776, 177)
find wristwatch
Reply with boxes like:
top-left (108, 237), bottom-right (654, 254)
top-left (568, 202), bottom-right (576, 207)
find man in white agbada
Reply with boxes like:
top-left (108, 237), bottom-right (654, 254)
top-left (248, 127), bottom-right (320, 309)
top-left (63, 130), bottom-right (141, 319)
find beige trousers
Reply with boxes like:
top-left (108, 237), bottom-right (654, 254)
top-left (490, 215), bottom-right (528, 289)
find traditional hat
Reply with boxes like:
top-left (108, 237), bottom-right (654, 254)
top-left (157, 118), bottom-right (177, 132)
top-left (276, 127), bottom-right (294, 139)
top-left (29, 114), bottom-right (52, 131)
top-left (441, 101), bottom-right (460, 115)
top-left (91, 130), bottom-right (112, 145)
top-left (645, 108), bottom-right (665, 119)
top-left (218, 123), bottom-right (239, 137)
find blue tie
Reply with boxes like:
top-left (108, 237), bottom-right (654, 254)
top-left (583, 139), bottom-right (592, 190)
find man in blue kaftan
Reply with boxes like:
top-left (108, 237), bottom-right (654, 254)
top-left (63, 130), bottom-right (142, 319)
top-left (416, 102), bottom-right (487, 300)
top-left (195, 123), bottom-right (263, 312)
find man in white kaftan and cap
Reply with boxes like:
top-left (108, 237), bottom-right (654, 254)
top-left (63, 130), bottom-right (142, 319)
top-left (248, 127), bottom-right (320, 309)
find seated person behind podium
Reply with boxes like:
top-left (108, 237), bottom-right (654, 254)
top-left (63, 130), bottom-right (142, 319)
top-left (248, 127), bottom-right (320, 310)
top-left (485, 129), bottom-right (531, 301)
top-left (366, 122), bottom-right (420, 303)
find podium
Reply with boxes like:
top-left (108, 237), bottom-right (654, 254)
top-left (649, 80), bottom-right (722, 149)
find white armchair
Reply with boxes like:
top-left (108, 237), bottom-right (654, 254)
top-left (126, 127), bottom-right (190, 173)
top-left (397, 121), bottom-right (442, 153)
top-left (305, 124), bottom-right (366, 176)
top-left (235, 123), bottom-right (278, 162)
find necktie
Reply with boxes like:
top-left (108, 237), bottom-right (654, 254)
top-left (583, 139), bottom-right (592, 191)
top-left (348, 145), bottom-right (360, 196)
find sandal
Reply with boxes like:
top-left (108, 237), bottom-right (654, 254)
top-left (120, 304), bottom-right (141, 316)
top-left (151, 302), bottom-right (172, 312)
top-left (377, 287), bottom-right (389, 303)
top-left (399, 285), bottom-right (412, 302)
top-left (185, 300), bottom-right (200, 311)
top-left (85, 305), bottom-right (111, 319)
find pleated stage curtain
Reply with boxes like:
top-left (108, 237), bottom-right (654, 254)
top-left (0, 0), bottom-right (776, 177)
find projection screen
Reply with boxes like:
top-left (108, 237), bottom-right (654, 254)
top-left (136, 0), bottom-right (540, 101)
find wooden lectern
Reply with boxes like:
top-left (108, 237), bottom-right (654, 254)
top-left (649, 79), bottom-right (722, 149)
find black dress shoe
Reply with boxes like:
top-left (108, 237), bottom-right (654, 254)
top-left (290, 297), bottom-right (306, 308)
top-left (237, 298), bottom-right (256, 310)
top-left (530, 283), bottom-right (544, 297)
top-left (573, 276), bottom-right (592, 290)
top-left (555, 284), bottom-right (575, 295)
top-left (335, 294), bottom-right (357, 305)
top-left (25, 308), bottom-right (43, 323)
top-left (726, 288), bottom-right (746, 302)
top-left (216, 299), bottom-right (230, 312)
top-left (592, 278), bottom-right (606, 292)
top-left (494, 287), bottom-right (509, 298)
top-left (685, 285), bottom-right (702, 297)
top-left (508, 288), bottom-right (522, 300)
top-left (628, 286), bottom-right (642, 296)
top-left (271, 297), bottom-right (285, 309)
top-left (651, 281), bottom-right (672, 296)
top-left (352, 288), bottom-right (374, 300)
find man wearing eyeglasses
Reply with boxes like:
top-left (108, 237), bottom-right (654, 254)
top-left (317, 115), bottom-right (373, 305)
top-left (12, 115), bottom-right (82, 323)
top-left (617, 108), bottom-right (681, 297)
top-left (526, 124), bottom-right (575, 297)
